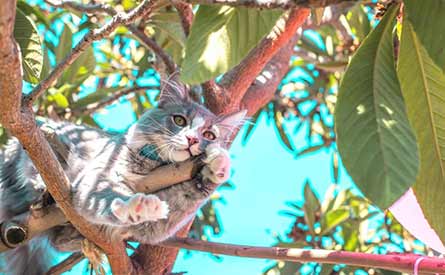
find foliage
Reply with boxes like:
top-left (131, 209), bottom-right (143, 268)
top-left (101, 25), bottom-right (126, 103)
top-left (181, 6), bottom-right (282, 84)
top-left (263, 182), bottom-right (431, 275)
top-left (9, 0), bottom-right (445, 272)
top-left (335, 4), bottom-right (418, 209)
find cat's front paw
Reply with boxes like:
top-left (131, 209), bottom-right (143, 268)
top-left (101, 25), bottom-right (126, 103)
top-left (201, 144), bottom-right (231, 184)
top-left (111, 194), bottom-right (169, 225)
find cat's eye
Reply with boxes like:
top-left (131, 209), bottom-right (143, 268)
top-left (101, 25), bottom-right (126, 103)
top-left (172, 115), bottom-right (187, 127)
top-left (202, 130), bottom-right (216, 140)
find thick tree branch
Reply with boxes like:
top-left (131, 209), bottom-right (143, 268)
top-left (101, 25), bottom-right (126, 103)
top-left (24, 0), bottom-right (158, 106)
top-left (44, 0), bottom-right (177, 74)
top-left (182, 0), bottom-right (357, 9)
top-left (214, 8), bottom-right (310, 114)
top-left (163, 238), bottom-right (445, 274)
top-left (132, 221), bottom-right (193, 274)
top-left (241, 33), bottom-right (300, 116)
top-left (0, 158), bottom-right (200, 253)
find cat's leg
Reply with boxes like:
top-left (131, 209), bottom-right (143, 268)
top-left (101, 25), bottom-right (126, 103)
top-left (110, 193), bottom-right (169, 225)
top-left (73, 177), bottom-right (169, 227)
top-left (201, 144), bottom-right (231, 184)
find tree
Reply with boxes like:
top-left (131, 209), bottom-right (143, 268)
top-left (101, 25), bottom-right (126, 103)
top-left (0, 0), bottom-right (444, 274)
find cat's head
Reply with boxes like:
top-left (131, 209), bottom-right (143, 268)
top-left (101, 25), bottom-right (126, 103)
top-left (129, 80), bottom-right (246, 162)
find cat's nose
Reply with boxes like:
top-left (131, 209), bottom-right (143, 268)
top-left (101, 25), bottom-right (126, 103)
top-left (186, 135), bottom-right (198, 146)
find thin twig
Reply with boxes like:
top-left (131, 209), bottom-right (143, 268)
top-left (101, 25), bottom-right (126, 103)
top-left (46, 252), bottom-right (84, 275)
top-left (128, 25), bottom-right (177, 74)
top-left (171, 0), bottom-right (194, 36)
top-left (44, 0), bottom-right (177, 74)
top-left (163, 238), bottom-right (445, 274)
top-left (75, 86), bottom-right (158, 116)
top-left (180, 0), bottom-right (356, 9)
top-left (24, 0), bottom-right (158, 106)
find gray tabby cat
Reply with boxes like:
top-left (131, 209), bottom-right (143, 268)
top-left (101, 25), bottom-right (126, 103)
top-left (0, 81), bottom-right (246, 275)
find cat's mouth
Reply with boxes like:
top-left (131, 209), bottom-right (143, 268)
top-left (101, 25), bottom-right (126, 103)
top-left (180, 144), bottom-right (200, 157)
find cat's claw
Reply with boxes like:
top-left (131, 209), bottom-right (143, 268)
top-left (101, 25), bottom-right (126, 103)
top-left (111, 194), bottom-right (169, 225)
top-left (201, 144), bottom-right (231, 184)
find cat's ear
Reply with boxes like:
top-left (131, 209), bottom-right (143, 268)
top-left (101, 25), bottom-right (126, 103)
top-left (216, 109), bottom-right (248, 136)
top-left (158, 79), bottom-right (190, 107)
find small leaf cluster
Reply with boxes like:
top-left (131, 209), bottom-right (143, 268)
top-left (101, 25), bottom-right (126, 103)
top-left (263, 182), bottom-right (431, 275)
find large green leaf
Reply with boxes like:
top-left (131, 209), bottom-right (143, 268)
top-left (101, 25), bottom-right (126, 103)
top-left (404, 0), bottom-right (445, 71)
top-left (180, 6), bottom-right (281, 84)
top-left (334, 5), bottom-right (418, 209)
top-left (397, 21), bottom-right (445, 243)
top-left (14, 8), bottom-right (43, 84)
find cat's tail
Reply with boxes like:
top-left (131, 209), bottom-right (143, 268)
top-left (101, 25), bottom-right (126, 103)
top-left (0, 236), bottom-right (56, 275)
top-left (0, 139), bottom-right (56, 274)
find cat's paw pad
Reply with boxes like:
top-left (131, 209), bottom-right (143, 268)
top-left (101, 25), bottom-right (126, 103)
top-left (201, 144), bottom-right (231, 184)
top-left (111, 194), bottom-right (169, 225)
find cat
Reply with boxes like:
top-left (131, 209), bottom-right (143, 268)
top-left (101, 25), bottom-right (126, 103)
top-left (0, 80), bottom-right (246, 274)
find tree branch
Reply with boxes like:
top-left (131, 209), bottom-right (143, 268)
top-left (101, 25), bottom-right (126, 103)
top-left (45, 252), bottom-right (84, 275)
top-left (0, 158), bottom-right (200, 253)
top-left (24, 0), bottom-right (158, 106)
top-left (240, 32), bottom-right (300, 116)
top-left (183, 0), bottom-right (357, 9)
top-left (44, 0), bottom-right (177, 74)
top-left (171, 0), bottom-right (194, 36)
top-left (215, 8), bottom-right (310, 114)
top-left (163, 238), bottom-right (445, 274)
top-left (74, 86), bottom-right (157, 116)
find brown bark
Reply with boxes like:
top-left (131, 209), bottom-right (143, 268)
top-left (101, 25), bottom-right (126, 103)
top-left (182, 0), bottom-right (356, 9)
top-left (213, 8), bottom-right (310, 114)
top-left (163, 238), bottom-right (445, 274)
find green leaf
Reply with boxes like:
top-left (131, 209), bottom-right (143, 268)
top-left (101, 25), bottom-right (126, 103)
top-left (14, 8), bottom-right (43, 84)
top-left (320, 207), bottom-right (350, 235)
top-left (334, 5), bottom-right (418, 209)
top-left (303, 180), bottom-right (321, 234)
top-left (61, 45), bottom-right (96, 85)
top-left (150, 12), bottom-right (186, 65)
top-left (55, 24), bottom-right (95, 86)
top-left (272, 106), bottom-right (295, 153)
top-left (299, 34), bottom-right (326, 56)
top-left (346, 4), bottom-right (371, 41)
top-left (397, 20), bottom-right (445, 243)
top-left (181, 6), bottom-right (281, 84)
top-left (55, 24), bottom-right (73, 65)
top-left (342, 223), bottom-right (359, 251)
top-left (404, 0), bottom-right (445, 71)
top-left (17, 0), bottom-right (51, 28)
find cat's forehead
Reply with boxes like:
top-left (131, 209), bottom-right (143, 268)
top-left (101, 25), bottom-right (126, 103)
top-left (181, 102), bottom-right (216, 121)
